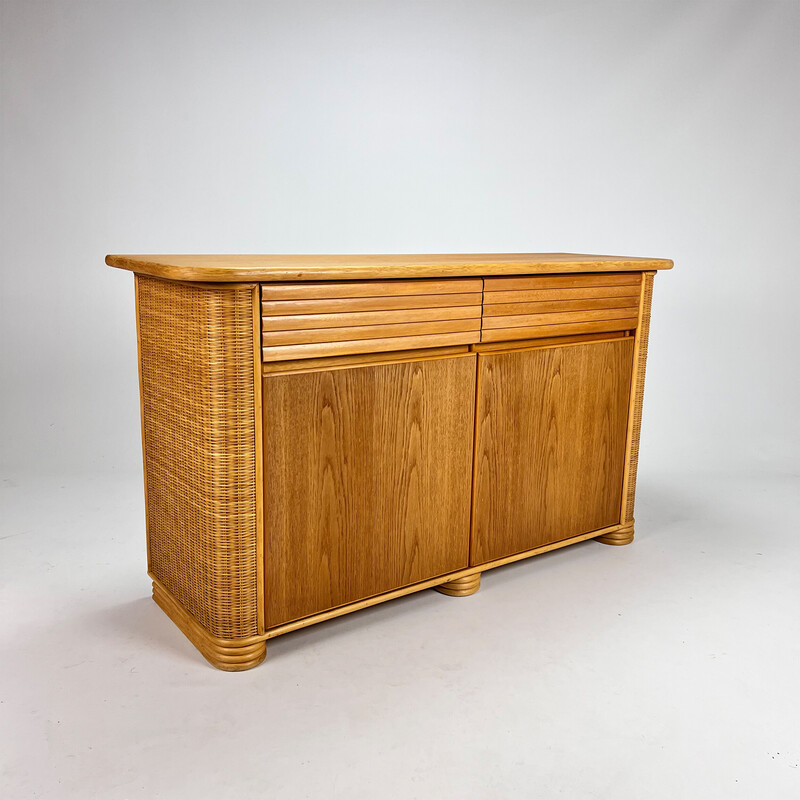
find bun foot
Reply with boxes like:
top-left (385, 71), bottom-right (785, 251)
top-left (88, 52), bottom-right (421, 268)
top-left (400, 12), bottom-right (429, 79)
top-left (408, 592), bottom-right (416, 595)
top-left (435, 573), bottom-right (481, 597)
top-left (596, 522), bottom-right (634, 546)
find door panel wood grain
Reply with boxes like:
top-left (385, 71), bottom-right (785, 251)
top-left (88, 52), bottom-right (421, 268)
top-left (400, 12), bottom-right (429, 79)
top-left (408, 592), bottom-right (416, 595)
top-left (471, 339), bottom-right (634, 564)
top-left (264, 355), bottom-right (476, 627)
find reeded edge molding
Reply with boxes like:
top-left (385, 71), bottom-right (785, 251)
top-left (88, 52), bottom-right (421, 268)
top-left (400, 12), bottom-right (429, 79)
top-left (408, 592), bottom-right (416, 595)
top-left (435, 574), bottom-right (481, 597)
top-left (151, 578), bottom-right (266, 671)
top-left (596, 521), bottom-right (634, 546)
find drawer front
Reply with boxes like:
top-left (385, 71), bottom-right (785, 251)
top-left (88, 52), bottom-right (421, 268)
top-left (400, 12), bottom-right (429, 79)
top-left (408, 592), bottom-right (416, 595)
top-left (481, 272), bottom-right (642, 343)
top-left (261, 279), bottom-right (482, 361)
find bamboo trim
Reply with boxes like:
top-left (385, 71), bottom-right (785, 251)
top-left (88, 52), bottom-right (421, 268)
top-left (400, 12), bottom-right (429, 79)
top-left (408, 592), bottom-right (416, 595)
top-left (252, 285), bottom-right (266, 634)
top-left (619, 272), bottom-right (656, 526)
top-left (468, 328), bottom-right (483, 565)
top-left (263, 524), bottom-right (622, 639)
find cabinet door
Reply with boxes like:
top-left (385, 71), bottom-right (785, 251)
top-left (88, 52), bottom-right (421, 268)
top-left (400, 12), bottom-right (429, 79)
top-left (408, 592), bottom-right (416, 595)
top-left (264, 355), bottom-right (476, 627)
top-left (471, 338), bottom-right (634, 565)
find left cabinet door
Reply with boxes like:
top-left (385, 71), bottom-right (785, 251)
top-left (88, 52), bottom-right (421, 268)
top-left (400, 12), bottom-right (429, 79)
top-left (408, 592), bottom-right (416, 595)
top-left (263, 354), bottom-right (476, 627)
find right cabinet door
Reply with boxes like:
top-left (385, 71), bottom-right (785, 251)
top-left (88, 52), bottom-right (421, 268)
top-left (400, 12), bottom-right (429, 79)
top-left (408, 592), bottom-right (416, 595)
top-left (471, 337), bottom-right (635, 565)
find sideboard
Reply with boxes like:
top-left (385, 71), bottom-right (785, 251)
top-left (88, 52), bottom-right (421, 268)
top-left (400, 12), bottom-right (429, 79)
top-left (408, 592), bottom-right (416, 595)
top-left (107, 253), bottom-right (672, 670)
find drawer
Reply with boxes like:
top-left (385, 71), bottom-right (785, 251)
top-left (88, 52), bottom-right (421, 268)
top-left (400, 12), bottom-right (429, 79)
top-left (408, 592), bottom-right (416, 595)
top-left (481, 272), bottom-right (642, 342)
top-left (261, 279), bottom-right (482, 361)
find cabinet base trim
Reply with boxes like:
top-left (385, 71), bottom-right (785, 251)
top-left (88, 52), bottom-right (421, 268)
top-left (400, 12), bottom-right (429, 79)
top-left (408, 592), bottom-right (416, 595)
top-left (149, 523), bottom-right (624, 668)
top-left (263, 523), bottom-right (623, 640)
top-left (151, 578), bottom-right (267, 671)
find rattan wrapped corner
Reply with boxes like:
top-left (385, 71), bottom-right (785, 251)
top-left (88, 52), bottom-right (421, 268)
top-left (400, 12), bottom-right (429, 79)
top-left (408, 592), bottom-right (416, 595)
top-left (135, 276), bottom-right (260, 645)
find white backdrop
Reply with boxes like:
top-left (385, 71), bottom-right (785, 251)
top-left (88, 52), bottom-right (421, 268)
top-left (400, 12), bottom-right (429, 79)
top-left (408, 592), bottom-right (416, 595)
top-left (2, 0), bottom-right (799, 478)
top-left (3, 4), bottom-right (800, 799)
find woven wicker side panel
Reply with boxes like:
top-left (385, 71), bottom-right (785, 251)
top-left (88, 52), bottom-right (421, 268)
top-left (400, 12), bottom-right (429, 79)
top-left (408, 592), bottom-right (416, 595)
top-left (137, 276), bottom-right (258, 639)
top-left (623, 273), bottom-right (655, 522)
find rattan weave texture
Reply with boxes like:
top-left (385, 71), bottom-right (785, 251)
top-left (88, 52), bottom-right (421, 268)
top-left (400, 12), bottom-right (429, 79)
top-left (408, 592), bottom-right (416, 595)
top-left (136, 276), bottom-right (259, 639)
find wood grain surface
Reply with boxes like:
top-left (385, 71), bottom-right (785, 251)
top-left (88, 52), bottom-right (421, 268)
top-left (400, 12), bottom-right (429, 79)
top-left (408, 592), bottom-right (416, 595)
top-left (261, 317), bottom-right (480, 347)
top-left (261, 305), bottom-right (480, 331)
top-left (261, 292), bottom-right (482, 315)
top-left (106, 252), bottom-right (673, 282)
top-left (481, 307), bottom-right (639, 329)
top-left (482, 272), bottom-right (641, 291)
top-left (479, 319), bottom-right (639, 342)
top-left (472, 331), bottom-right (630, 354)
top-left (471, 338), bottom-right (634, 564)
top-left (263, 355), bottom-right (476, 627)
top-left (261, 278), bottom-right (482, 299)
top-left (483, 296), bottom-right (638, 316)
top-left (261, 331), bottom-right (479, 362)
top-left (261, 279), bottom-right (483, 361)
top-left (484, 285), bottom-right (640, 303)
top-left (481, 272), bottom-right (643, 343)
top-left (261, 345), bottom-right (470, 375)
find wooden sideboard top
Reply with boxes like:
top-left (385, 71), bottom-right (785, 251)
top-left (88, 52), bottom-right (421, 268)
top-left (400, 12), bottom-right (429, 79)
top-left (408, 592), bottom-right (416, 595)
top-left (106, 252), bottom-right (673, 283)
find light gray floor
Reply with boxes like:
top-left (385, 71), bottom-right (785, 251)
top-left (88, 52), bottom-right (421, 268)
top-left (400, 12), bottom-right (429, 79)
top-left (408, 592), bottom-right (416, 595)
top-left (1, 469), bottom-right (799, 799)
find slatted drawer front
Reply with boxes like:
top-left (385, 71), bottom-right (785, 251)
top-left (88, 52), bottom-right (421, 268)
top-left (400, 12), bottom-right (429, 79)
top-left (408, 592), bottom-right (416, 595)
top-left (261, 279), bottom-right (483, 361)
top-left (481, 272), bottom-right (642, 342)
